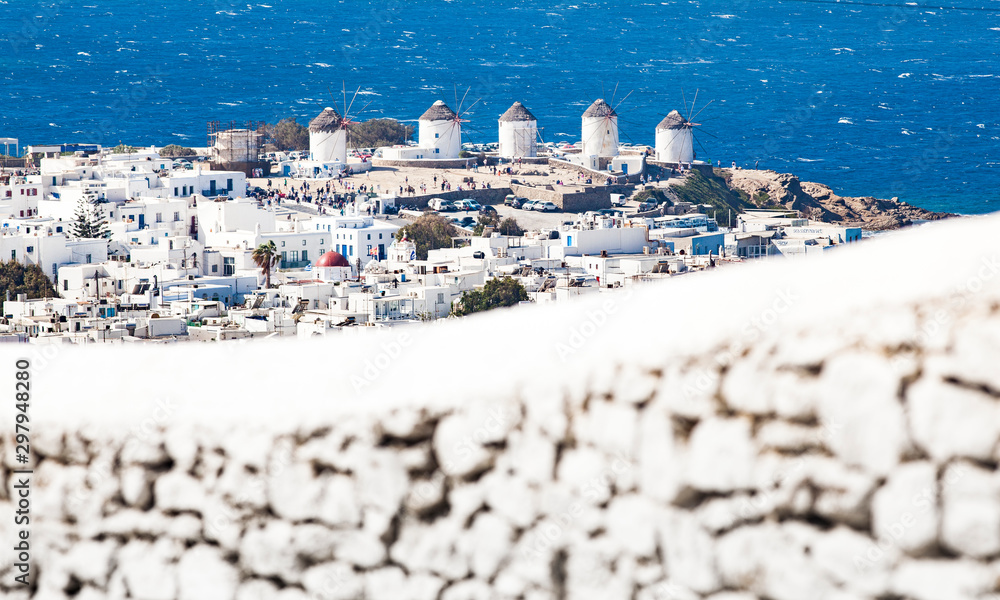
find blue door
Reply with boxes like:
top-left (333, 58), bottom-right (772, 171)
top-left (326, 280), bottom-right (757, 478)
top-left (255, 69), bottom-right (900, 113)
top-left (138, 214), bottom-right (145, 228)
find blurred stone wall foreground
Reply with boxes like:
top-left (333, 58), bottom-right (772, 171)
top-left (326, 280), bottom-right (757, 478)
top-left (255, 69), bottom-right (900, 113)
top-left (2, 215), bottom-right (1000, 600)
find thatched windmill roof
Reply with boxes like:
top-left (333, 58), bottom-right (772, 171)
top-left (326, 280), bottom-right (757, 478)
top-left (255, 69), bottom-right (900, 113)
top-left (499, 101), bottom-right (537, 122)
top-left (656, 110), bottom-right (690, 131)
top-left (309, 107), bottom-right (344, 133)
top-left (582, 99), bottom-right (617, 119)
top-left (419, 100), bottom-right (458, 121)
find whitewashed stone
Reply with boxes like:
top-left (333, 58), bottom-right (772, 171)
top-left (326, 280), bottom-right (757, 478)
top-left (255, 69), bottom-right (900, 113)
top-left (164, 426), bottom-right (199, 472)
top-left (816, 353), bottom-right (907, 476)
top-left (331, 529), bottom-right (386, 568)
top-left (462, 512), bottom-right (513, 579)
top-left (484, 472), bottom-right (539, 528)
top-left (178, 545), bottom-right (238, 600)
top-left (239, 521), bottom-right (297, 580)
top-left (659, 509), bottom-right (720, 594)
top-left (441, 579), bottom-right (492, 600)
top-left (637, 403), bottom-right (683, 503)
top-left (434, 412), bottom-right (495, 478)
top-left (390, 518), bottom-right (469, 580)
top-left (154, 469), bottom-right (207, 513)
top-left (318, 474), bottom-right (362, 527)
top-left (932, 319), bottom-right (1000, 392)
top-left (574, 399), bottom-right (637, 456)
top-left (301, 561), bottom-right (364, 600)
top-left (63, 540), bottom-right (117, 587)
top-left (812, 526), bottom-right (894, 597)
top-left (364, 566), bottom-right (407, 600)
top-left (940, 461), bottom-right (1000, 558)
top-left (118, 540), bottom-right (180, 600)
top-left (685, 417), bottom-right (754, 493)
top-left (166, 513), bottom-right (203, 541)
top-left (119, 465), bottom-right (151, 508)
top-left (291, 523), bottom-right (337, 563)
top-left (871, 461), bottom-right (938, 556)
top-left (235, 579), bottom-right (280, 600)
top-left (565, 535), bottom-right (634, 600)
top-left (557, 446), bottom-right (613, 503)
top-left (606, 494), bottom-right (657, 557)
top-left (907, 375), bottom-right (1000, 462)
top-left (891, 559), bottom-right (993, 600)
top-left (755, 421), bottom-right (823, 454)
top-left (716, 522), bottom-right (837, 600)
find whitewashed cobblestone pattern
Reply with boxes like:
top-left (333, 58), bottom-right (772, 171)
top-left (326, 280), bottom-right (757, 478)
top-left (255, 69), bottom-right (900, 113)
top-left (3, 215), bottom-right (1000, 599)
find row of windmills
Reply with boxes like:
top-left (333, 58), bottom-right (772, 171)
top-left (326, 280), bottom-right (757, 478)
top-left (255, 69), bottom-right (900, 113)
top-left (495, 98), bottom-right (698, 164)
top-left (303, 97), bottom-right (703, 166)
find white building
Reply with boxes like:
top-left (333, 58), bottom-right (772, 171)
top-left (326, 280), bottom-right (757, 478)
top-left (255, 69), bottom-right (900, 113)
top-left (418, 100), bottom-right (461, 159)
top-left (498, 102), bottom-right (538, 158)
top-left (655, 110), bottom-right (694, 164)
top-left (581, 99), bottom-right (619, 158)
top-left (311, 214), bottom-right (399, 269)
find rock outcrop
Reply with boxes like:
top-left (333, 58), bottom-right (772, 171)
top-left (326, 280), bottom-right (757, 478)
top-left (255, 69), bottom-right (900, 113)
top-left (3, 215), bottom-right (1000, 599)
top-left (724, 169), bottom-right (954, 230)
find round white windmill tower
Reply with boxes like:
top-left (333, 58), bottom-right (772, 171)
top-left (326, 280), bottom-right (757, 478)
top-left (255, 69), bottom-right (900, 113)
top-left (308, 107), bottom-right (347, 163)
top-left (655, 110), bottom-right (695, 164)
top-left (581, 99), bottom-right (619, 157)
top-left (498, 101), bottom-right (538, 158)
top-left (418, 100), bottom-right (462, 159)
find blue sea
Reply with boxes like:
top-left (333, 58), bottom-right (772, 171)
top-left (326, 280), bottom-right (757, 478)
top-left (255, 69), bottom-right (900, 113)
top-left (2, 0), bottom-right (998, 214)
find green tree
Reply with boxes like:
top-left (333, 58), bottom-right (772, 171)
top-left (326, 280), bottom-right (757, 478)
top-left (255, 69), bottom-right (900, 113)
top-left (111, 143), bottom-right (138, 154)
top-left (395, 214), bottom-right (458, 260)
top-left (347, 119), bottom-right (415, 149)
top-left (70, 199), bottom-right (110, 239)
top-left (269, 118), bottom-right (309, 151)
top-left (497, 217), bottom-right (524, 236)
top-left (0, 260), bottom-right (58, 300)
top-left (160, 144), bottom-right (196, 157)
top-left (252, 241), bottom-right (280, 288)
top-left (452, 276), bottom-right (529, 317)
top-left (472, 213), bottom-right (499, 236)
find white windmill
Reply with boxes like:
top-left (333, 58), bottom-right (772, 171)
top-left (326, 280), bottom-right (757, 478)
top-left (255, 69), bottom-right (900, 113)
top-left (308, 107), bottom-right (346, 163)
top-left (310, 84), bottom-right (374, 163)
top-left (418, 88), bottom-right (481, 160)
top-left (498, 101), bottom-right (538, 158)
top-left (656, 90), bottom-right (714, 164)
top-left (581, 98), bottom-right (619, 157)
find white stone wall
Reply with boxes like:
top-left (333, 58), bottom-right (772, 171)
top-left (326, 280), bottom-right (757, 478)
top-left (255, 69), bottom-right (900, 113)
top-left (2, 215), bottom-right (1000, 599)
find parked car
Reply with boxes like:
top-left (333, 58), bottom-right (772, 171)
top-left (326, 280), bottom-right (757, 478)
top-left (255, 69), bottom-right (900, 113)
top-left (503, 194), bottom-right (519, 207)
top-left (638, 201), bottom-right (657, 212)
top-left (537, 201), bottom-right (558, 212)
top-left (454, 199), bottom-right (481, 211)
top-left (428, 198), bottom-right (453, 211)
top-left (521, 200), bottom-right (539, 211)
top-left (457, 216), bottom-right (476, 227)
top-left (596, 208), bottom-right (624, 217)
top-left (610, 193), bottom-right (626, 207)
top-left (480, 205), bottom-right (497, 215)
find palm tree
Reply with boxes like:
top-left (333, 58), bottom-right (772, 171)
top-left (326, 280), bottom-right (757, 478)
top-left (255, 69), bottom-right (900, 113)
top-left (252, 241), bottom-right (280, 288)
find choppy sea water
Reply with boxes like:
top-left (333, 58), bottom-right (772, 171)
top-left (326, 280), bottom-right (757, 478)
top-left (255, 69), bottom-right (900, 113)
top-left (1, 0), bottom-right (998, 214)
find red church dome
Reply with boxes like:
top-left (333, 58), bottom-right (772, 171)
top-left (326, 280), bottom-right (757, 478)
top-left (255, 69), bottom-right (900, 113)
top-left (315, 251), bottom-right (350, 268)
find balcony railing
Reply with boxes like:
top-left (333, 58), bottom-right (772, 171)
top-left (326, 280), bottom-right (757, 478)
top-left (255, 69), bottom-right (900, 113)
top-left (280, 260), bottom-right (310, 269)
